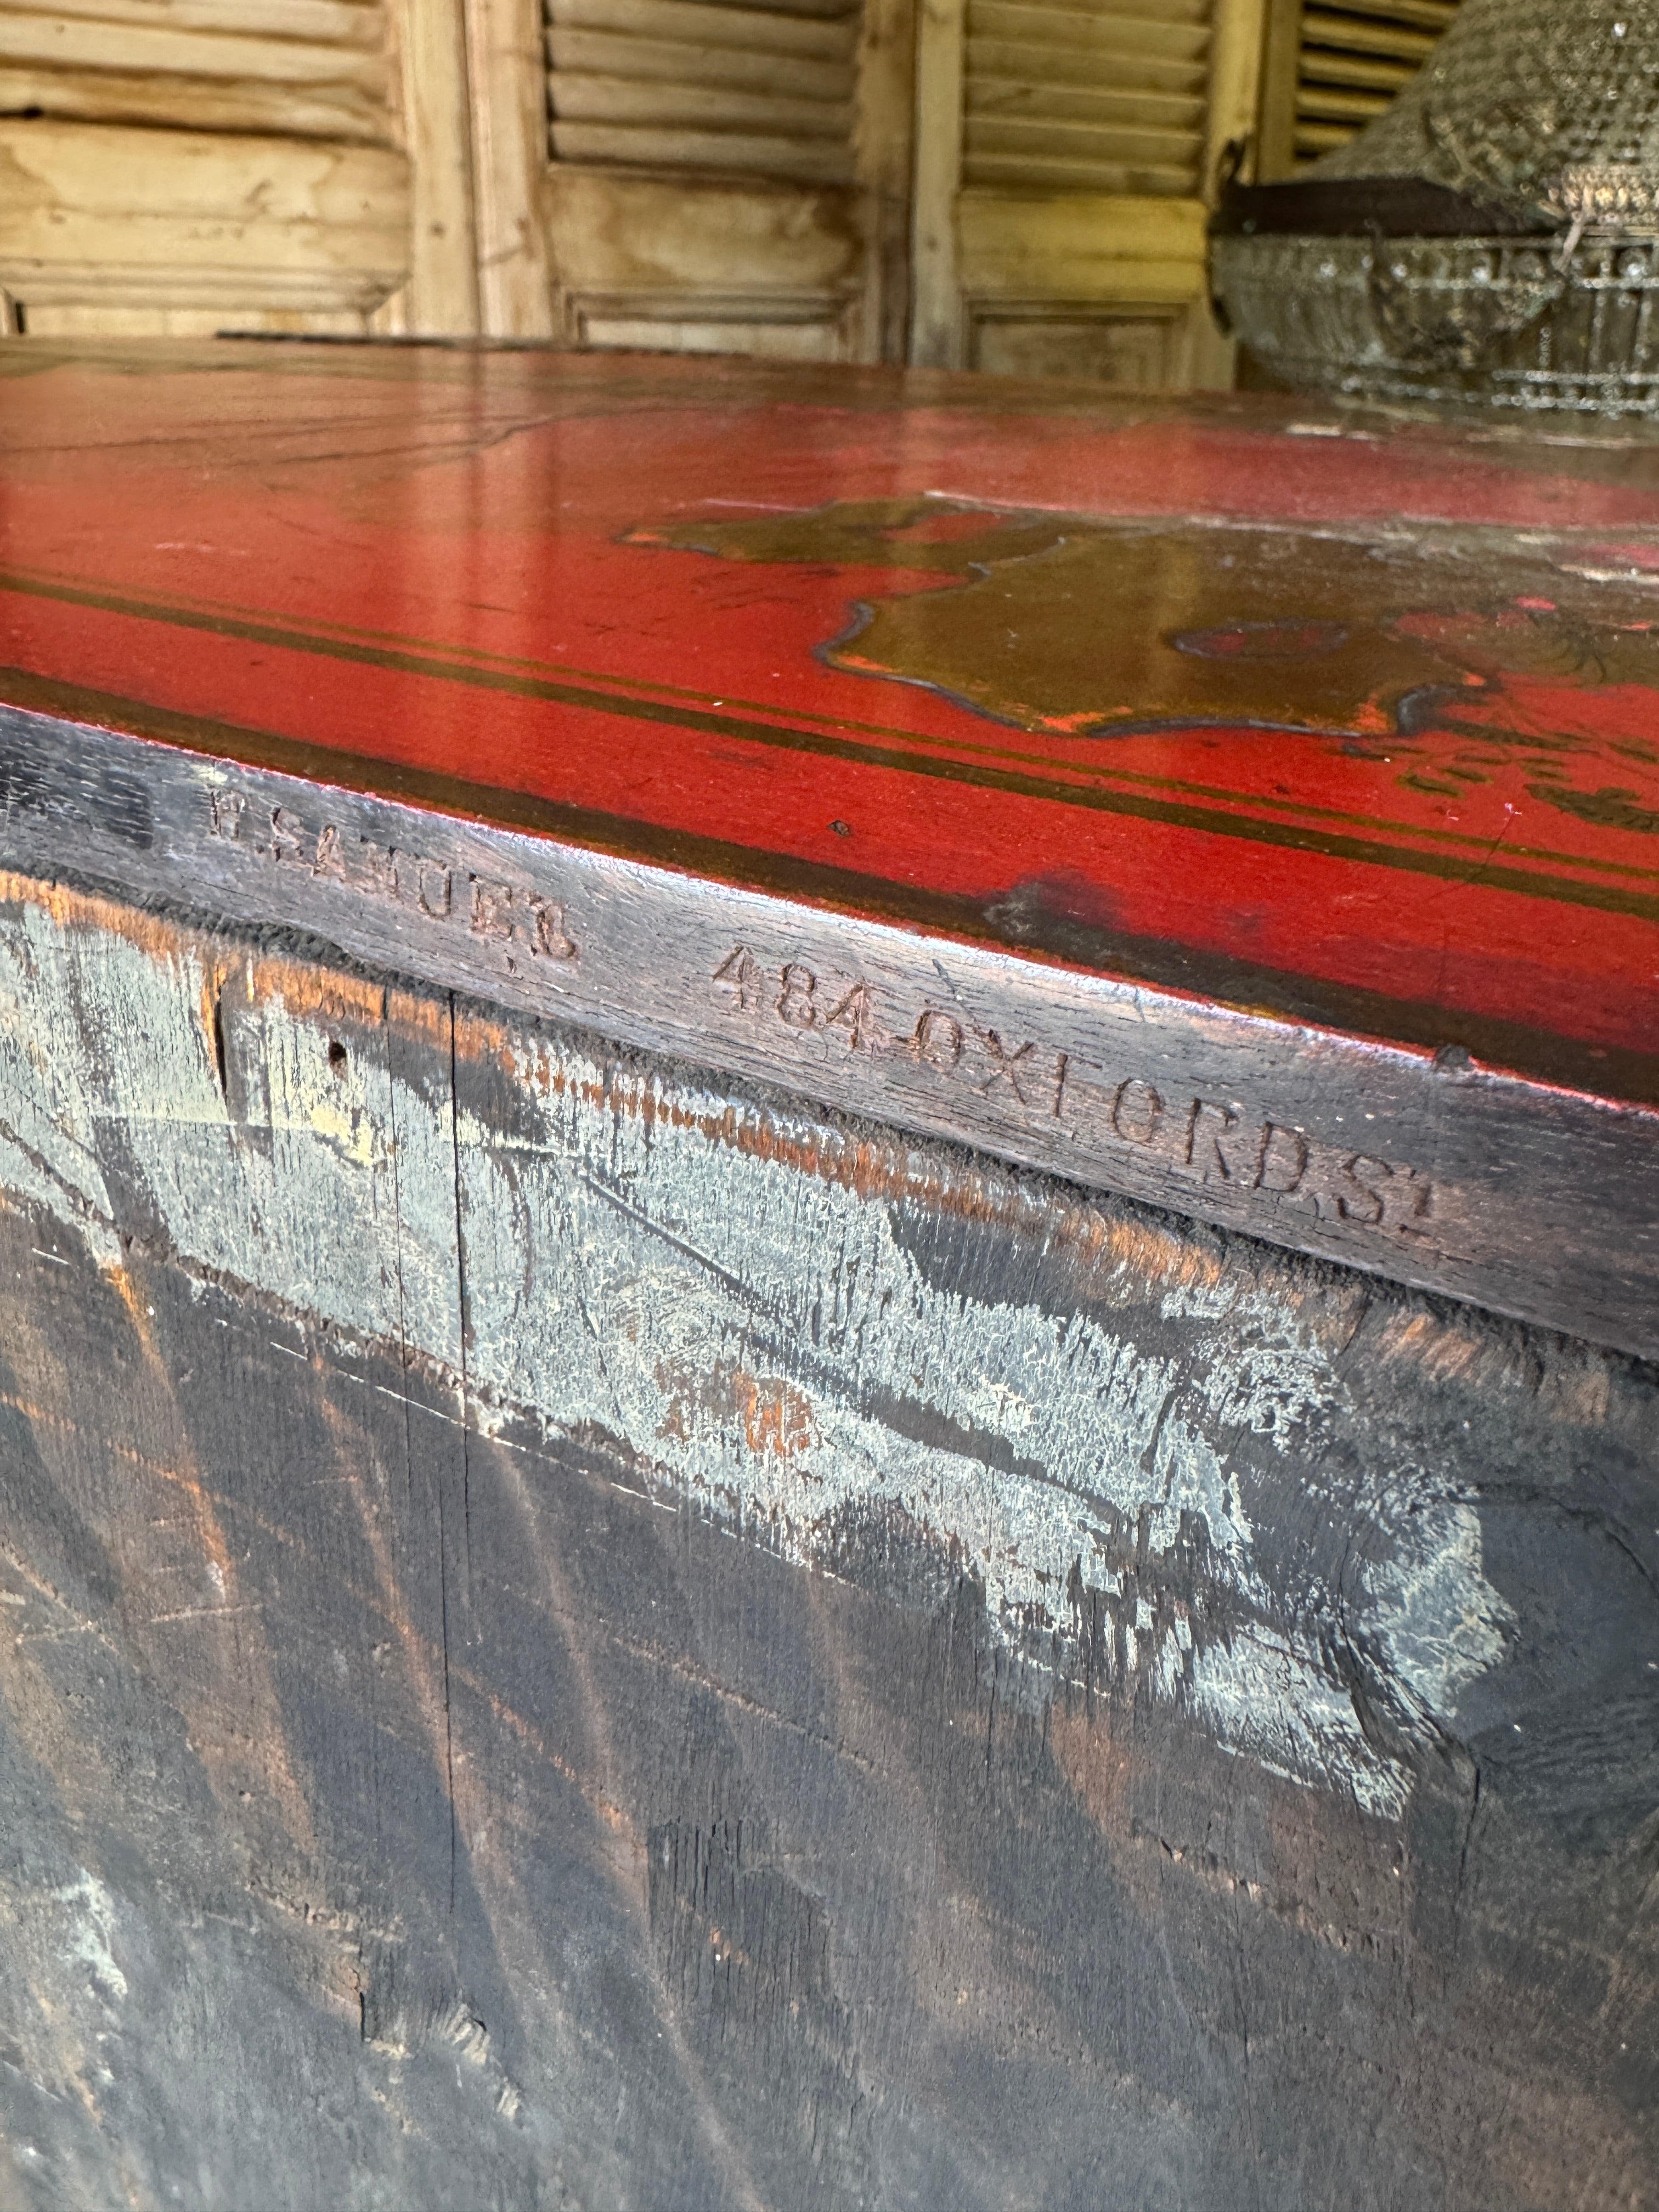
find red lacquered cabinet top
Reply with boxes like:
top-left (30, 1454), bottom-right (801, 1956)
top-left (3, 338), bottom-right (1657, 1103)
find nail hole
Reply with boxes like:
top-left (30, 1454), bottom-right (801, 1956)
top-left (328, 1040), bottom-right (348, 1074)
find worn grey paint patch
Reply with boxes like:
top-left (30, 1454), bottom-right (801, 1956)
top-left (0, 882), bottom-right (1515, 1821)
top-left (53, 1873), bottom-right (127, 2007)
top-left (0, 893), bottom-right (459, 1361)
top-left (454, 1051), bottom-right (1513, 1819)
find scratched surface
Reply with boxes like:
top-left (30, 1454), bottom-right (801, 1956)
top-left (0, 871), bottom-right (1655, 2210)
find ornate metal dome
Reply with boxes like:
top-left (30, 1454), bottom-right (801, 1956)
top-left (1210, 0), bottom-right (1659, 415)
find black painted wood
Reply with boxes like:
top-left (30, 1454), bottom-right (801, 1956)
top-left (2, 700), bottom-right (1656, 1364)
top-left (0, 871), bottom-right (1653, 2211)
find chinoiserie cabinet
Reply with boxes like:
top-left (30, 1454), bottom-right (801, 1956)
top-left (0, 337), bottom-right (1652, 2211)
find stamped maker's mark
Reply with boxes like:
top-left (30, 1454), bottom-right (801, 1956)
top-left (207, 786), bottom-right (578, 963)
top-left (713, 944), bottom-right (1436, 1242)
top-left (714, 944), bottom-right (1071, 1117)
top-left (1128, 1080), bottom-right (1435, 1237)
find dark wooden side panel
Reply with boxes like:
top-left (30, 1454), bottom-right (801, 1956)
top-left (0, 870), bottom-right (1655, 2211)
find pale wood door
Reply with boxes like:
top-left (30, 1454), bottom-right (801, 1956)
top-left (908, 0), bottom-right (1267, 384)
top-left (0, 0), bottom-right (909, 356)
top-left (0, 0), bottom-right (429, 335)
top-left (467, 0), bottom-right (915, 358)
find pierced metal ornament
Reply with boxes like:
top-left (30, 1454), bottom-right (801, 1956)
top-left (1211, 0), bottom-right (1659, 417)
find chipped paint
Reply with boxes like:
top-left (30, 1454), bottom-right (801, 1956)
top-left (54, 1874), bottom-right (126, 2006)
top-left (0, 874), bottom-right (1520, 1822)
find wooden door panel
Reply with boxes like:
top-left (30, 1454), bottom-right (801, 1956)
top-left (541, 163), bottom-right (865, 355)
top-left (963, 0), bottom-right (1212, 195)
top-left (914, 0), bottom-right (1265, 383)
top-left (533, 0), bottom-right (899, 358)
top-left (0, 116), bottom-right (409, 336)
top-left (547, 0), bottom-right (859, 183)
top-left (0, 0), bottom-right (413, 334)
top-left (966, 298), bottom-right (1221, 381)
top-left (954, 184), bottom-right (1224, 380)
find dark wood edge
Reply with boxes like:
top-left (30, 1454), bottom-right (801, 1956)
top-left (1212, 178), bottom-right (1550, 240)
top-left (3, 661), bottom-right (1652, 1108)
top-left (2, 701), bottom-right (1655, 1363)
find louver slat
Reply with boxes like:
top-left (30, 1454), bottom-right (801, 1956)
top-left (546, 0), bottom-right (860, 187)
top-left (962, 0), bottom-right (1212, 199)
top-left (546, 25), bottom-right (851, 99)
top-left (1293, 0), bottom-right (1460, 162)
top-left (0, 0), bottom-right (393, 144)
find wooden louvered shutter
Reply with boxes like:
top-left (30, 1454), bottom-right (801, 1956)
top-left (1256, 0), bottom-right (1462, 178)
top-left (489, 0), bottom-right (912, 359)
top-left (0, 0), bottom-right (426, 335)
top-left (962, 0), bottom-right (1212, 199)
top-left (547, 0), bottom-right (859, 187)
top-left (911, 0), bottom-right (1265, 383)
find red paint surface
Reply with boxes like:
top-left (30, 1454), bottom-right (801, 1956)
top-left (2, 343), bottom-right (1656, 1090)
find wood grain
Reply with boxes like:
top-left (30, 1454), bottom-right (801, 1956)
top-left (390, 0), bottom-right (482, 332)
top-left (1205, 0), bottom-right (1271, 189)
top-left (465, 0), bottom-right (558, 334)
top-left (0, 0), bottom-right (409, 333)
top-left (547, 0), bottom-right (861, 184)
top-left (0, 866), bottom-right (1652, 2208)
top-left (543, 160), bottom-right (866, 352)
top-left (2, 704), bottom-right (1654, 1361)
top-left (907, 0), bottom-right (962, 365)
top-left (0, 0), bottom-right (396, 148)
top-left (849, 0), bottom-right (916, 363)
top-left (912, 0), bottom-right (1239, 382)
top-left (0, 119), bottom-right (410, 330)
top-left (534, 0), bottom-right (899, 359)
